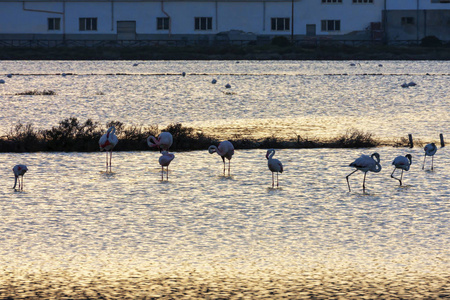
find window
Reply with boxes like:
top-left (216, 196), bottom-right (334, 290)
top-left (352, 0), bottom-right (373, 3)
top-left (157, 17), bottom-right (170, 30)
top-left (271, 18), bottom-right (290, 31)
top-left (401, 17), bottom-right (415, 25)
top-left (79, 18), bottom-right (97, 31)
top-left (48, 18), bottom-right (60, 30)
top-left (321, 20), bottom-right (341, 31)
top-left (322, 0), bottom-right (342, 3)
top-left (195, 17), bottom-right (212, 30)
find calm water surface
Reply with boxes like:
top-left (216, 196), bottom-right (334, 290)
top-left (0, 61), bottom-right (449, 298)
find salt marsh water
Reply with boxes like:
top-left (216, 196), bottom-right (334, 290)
top-left (0, 60), bottom-right (449, 298)
top-left (0, 60), bottom-right (449, 141)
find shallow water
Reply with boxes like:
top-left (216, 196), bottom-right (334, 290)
top-left (0, 60), bottom-right (449, 298)
top-left (1, 147), bottom-right (449, 297)
top-left (0, 60), bottom-right (449, 142)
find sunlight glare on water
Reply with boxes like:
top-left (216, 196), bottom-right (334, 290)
top-left (0, 60), bottom-right (449, 142)
top-left (1, 147), bottom-right (449, 297)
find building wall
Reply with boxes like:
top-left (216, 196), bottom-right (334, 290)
top-left (0, 0), bottom-right (448, 43)
top-left (386, 0), bottom-right (450, 10)
top-left (385, 9), bottom-right (450, 42)
top-left (296, 0), bottom-right (383, 39)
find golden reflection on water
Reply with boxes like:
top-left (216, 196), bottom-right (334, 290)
top-left (1, 263), bottom-right (449, 298)
top-left (1, 147), bottom-right (449, 298)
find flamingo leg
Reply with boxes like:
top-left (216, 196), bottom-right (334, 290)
top-left (431, 156), bottom-right (434, 170)
top-left (276, 172), bottom-right (279, 187)
top-left (166, 166), bottom-right (169, 180)
top-left (391, 168), bottom-right (402, 185)
top-left (228, 160), bottom-right (231, 176)
top-left (222, 157), bottom-right (226, 176)
top-left (400, 169), bottom-right (404, 185)
top-left (422, 155), bottom-right (427, 170)
top-left (109, 150), bottom-right (113, 172)
top-left (346, 169), bottom-right (358, 192)
top-left (362, 172), bottom-right (368, 192)
top-left (21, 176), bottom-right (24, 190)
top-left (106, 151), bottom-right (108, 172)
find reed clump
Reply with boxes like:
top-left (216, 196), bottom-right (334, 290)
top-left (15, 90), bottom-right (56, 95)
top-left (329, 129), bottom-right (380, 148)
top-left (0, 119), bottom-right (384, 152)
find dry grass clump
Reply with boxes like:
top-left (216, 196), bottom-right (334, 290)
top-left (330, 129), bottom-right (379, 148)
top-left (15, 90), bottom-right (56, 95)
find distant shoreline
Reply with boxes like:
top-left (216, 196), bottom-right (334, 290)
top-left (0, 44), bottom-right (449, 60)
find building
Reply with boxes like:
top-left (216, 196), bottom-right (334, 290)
top-left (0, 0), bottom-right (448, 45)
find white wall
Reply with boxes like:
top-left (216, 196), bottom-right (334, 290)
top-left (295, 1), bottom-right (384, 35)
top-left (1, 0), bottom-right (445, 37)
top-left (65, 2), bottom-right (111, 34)
top-left (217, 2), bottom-right (264, 33)
top-left (0, 2), bottom-right (64, 33)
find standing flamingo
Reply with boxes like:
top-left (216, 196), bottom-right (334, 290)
top-left (346, 152), bottom-right (382, 192)
top-left (266, 149), bottom-right (283, 188)
top-left (391, 154), bottom-right (412, 186)
top-left (147, 132), bottom-right (173, 151)
top-left (99, 126), bottom-right (118, 172)
top-left (12, 164), bottom-right (28, 190)
top-left (208, 140), bottom-right (234, 176)
top-left (422, 143), bottom-right (437, 170)
top-left (159, 151), bottom-right (175, 181)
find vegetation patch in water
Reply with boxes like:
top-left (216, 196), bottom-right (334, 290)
top-left (15, 90), bottom-right (57, 95)
top-left (0, 118), bottom-right (385, 152)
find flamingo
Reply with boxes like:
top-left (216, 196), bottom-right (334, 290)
top-left (391, 154), bottom-right (412, 186)
top-left (346, 152), bottom-right (382, 192)
top-left (147, 132), bottom-right (173, 151)
top-left (99, 126), bottom-right (118, 172)
top-left (208, 140), bottom-right (234, 176)
top-left (422, 143), bottom-right (437, 170)
top-left (12, 164), bottom-right (28, 190)
top-left (266, 149), bottom-right (283, 188)
top-left (159, 151), bottom-right (175, 181)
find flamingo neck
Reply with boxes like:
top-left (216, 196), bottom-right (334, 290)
top-left (209, 145), bottom-right (223, 155)
top-left (215, 146), bottom-right (226, 156)
top-left (373, 162), bottom-right (382, 173)
top-left (106, 126), bottom-right (116, 139)
top-left (407, 156), bottom-right (412, 165)
top-left (148, 136), bottom-right (159, 147)
top-left (267, 150), bottom-right (275, 160)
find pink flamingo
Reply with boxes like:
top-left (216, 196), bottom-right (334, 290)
top-left (99, 126), bottom-right (118, 172)
top-left (159, 151), bottom-right (175, 180)
top-left (346, 152), bottom-right (382, 193)
top-left (422, 143), bottom-right (437, 170)
top-left (12, 164), bottom-right (28, 190)
top-left (208, 140), bottom-right (234, 176)
top-left (147, 132), bottom-right (173, 151)
top-left (391, 154), bottom-right (412, 186)
top-left (266, 149), bottom-right (283, 188)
